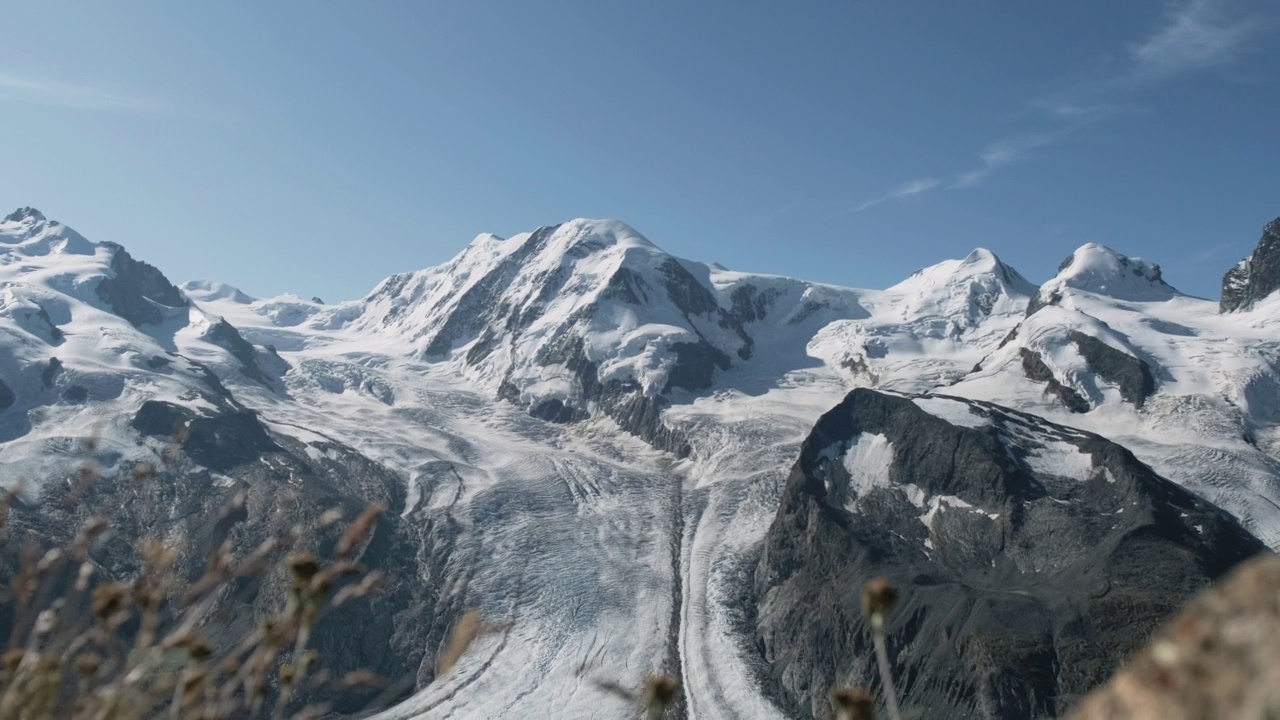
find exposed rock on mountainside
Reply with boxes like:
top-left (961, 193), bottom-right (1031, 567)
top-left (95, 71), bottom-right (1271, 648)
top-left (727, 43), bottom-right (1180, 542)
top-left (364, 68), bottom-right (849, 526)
top-left (754, 389), bottom-right (1264, 719)
top-left (1221, 217), bottom-right (1280, 312)
top-left (1, 403), bottom-right (444, 714)
top-left (1065, 331), bottom-right (1156, 408)
top-left (96, 243), bottom-right (188, 326)
top-left (353, 219), bottom-right (871, 453)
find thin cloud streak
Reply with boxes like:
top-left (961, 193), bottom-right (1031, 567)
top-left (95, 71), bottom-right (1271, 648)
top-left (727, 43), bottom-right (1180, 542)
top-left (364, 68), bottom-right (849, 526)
top-left (953, 133), bottom-right (1060, 189)
top-left (1185, 240), bottom-right (1242, 265)
top-left (845, 0), bottom-right (1271, 215)
top-left (1129, 0), bottom-right (1260, 80)
top-left (841, 177), bottom-right (940, 215)
top-left (0, 72), bottom-right (168, 114)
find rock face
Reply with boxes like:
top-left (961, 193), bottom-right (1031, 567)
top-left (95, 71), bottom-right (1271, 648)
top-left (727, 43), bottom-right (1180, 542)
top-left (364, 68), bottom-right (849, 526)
top-left (753, 389), bottom-right (1264, 719)
top-left (1066, 331), bottom-right (1156, 408)
top-left (354, 219), bottom-right (868, 453)
top-left (201, 317), bottom-right (274, 387)
top-left (1069, 552), bottom-right (1280, 720)
top-left (1221, 217), bottom-right (1280, 312)
top-left (95, 243), bottom-right (188, 326)
top-left (2, 399), bottom-right (447, 715)
top-left (1020, 347), bottom-right (1091, 413)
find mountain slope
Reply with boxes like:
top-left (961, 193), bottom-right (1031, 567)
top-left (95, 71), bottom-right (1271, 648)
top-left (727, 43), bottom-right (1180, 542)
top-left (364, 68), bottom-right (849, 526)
top-left (754, 389), bottom-right (1262, 718)
top-left (2, 208), bottom-right (1278, 719)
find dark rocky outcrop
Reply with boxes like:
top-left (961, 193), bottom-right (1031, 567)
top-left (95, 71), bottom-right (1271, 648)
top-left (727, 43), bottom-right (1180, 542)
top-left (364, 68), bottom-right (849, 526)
top-left (1020, 348), bottom-right (1090, 413)
top-left (1067, 332), bottom-right (1157, 408)
top-left (41, 357), bottom-right (62, 388)
top-left (131, 400), bottom-right (279, 471)
top-left (422, 224), bottom-right (565, 358)
top-left (202, 317), bottom-right (273, 387)
top-left (3, 207), bottom-right (44, 225)
top-left (1025, 289), bottom-right (1062, 318)
top-left (0, 377), bottom-right (14, 411)
top-left (94, 243), bottom-right (188, 326)
top-left (1221, 218), bottom-right (1280, 312)
top-left (503, 332), bottom-right (693, 456)
top-left (5, 402), bottom-right (451, 716)
top-left (753, 389), bottom-right (1263, 719)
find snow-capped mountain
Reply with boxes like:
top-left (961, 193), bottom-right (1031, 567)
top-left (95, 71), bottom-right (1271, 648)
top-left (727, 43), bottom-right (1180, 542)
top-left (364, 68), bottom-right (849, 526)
top-left (2, 207), bottom-right (1279, 719)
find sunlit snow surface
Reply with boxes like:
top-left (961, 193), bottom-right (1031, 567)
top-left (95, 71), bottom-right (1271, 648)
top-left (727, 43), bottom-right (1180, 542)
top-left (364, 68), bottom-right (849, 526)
top-left (6, 214), bottom-right (1280, 717)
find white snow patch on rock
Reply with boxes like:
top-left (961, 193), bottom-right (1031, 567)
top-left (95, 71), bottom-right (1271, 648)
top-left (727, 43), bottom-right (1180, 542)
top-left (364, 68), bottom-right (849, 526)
top-left (842, 432), bottom-right (894, 510)
top-left (1024, 440), bottom-right (1095, 481)
top-left (913, 396), bottom-right (990, 428)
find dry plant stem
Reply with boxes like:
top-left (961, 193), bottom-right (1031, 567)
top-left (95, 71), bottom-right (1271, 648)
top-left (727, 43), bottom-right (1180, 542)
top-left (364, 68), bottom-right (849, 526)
top-left (870, 615), bottom-right (902, 720)
top-left (0, 447), bottom-right (409, 720)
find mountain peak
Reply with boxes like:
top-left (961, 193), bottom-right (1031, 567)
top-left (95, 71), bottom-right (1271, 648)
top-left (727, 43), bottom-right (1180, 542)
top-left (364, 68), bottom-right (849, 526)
top-left (1043, 243), bottom-right (1178, 302)
top-left (548, 218), bottom-right (660, 254)
top-left (3, 207), bottom-right (45, 224)
top-left (885, 248), bottom-right (1035, 322)
top-left (1221, 216), bottom-right (1280, 312)
top-left (960, 247), bottom-right (1000, 268)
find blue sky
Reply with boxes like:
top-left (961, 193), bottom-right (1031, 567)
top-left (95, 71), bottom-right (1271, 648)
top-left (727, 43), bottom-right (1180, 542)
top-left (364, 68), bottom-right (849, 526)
top-left (1, 1), bottom-right (1276, 301)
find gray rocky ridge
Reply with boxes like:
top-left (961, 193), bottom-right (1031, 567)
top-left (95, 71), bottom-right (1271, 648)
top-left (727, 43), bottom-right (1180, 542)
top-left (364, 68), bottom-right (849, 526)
top-left (1221, 217), bottom-right (1280, 312)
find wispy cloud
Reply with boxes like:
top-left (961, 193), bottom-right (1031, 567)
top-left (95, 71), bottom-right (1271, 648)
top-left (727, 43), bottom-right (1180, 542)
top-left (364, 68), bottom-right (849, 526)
top-left (847, 0), bottom-right (1271, 213)
top-left (1029, 100), bottom-right (1123, 120)
top-left (842, 177), bottom-right (940, 215)
top-left (0, 72), bottom-right (167, 114)
top-left (1129, 0), bottom-right (1261, 80)
top-left (1185, 240), bottom-right (1243, 265)
top-left (953, 133), bottom-right (1061, 189)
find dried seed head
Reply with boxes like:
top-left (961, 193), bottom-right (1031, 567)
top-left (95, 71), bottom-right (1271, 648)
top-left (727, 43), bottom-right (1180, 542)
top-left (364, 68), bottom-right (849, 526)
top-left (36, 652), bottom-right (59, 673)
top-left (437, 609), bottom-right (481, 677)
top-left (644, 674), bottom-right (680, 709)
top-left (133, 585), bottom-right (162, 611)
top-left (339, 670), bottom-right (385, 689)
top-left (318, 508), bottom-right (345, 528)
top-left (336, 503), bottom-right (385, 558)
top-left (92, 583), bottom-right (130, 620)
top-left (36, 548), bottom-right (63, 573)
top-left (862, 577), bottom-right (899, 621)
top-left (82, 515), bottom-right (108, 538)
top-left (288, 554), bottom-right (321, 582)
top-left (832, 687), bottom-right (877, 720)
top-left (74, 561), bottom-right (95, 591)
top-left (332, 571), bottom-right (386, 607)
top-left (263, 618), bottom-right (292, 649)
top-left (139, 538), bottom-right (178, 575)
top-left (279, 664), bottom-right (296, 683)
top-left (185, 634), bottom-right (213, 661)
top-left (75, 653), bottom-right (103, 677)
top-left (179, 668), bottom-right (206, 693)
top-left (1, 649), bottom-right (24, 674)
